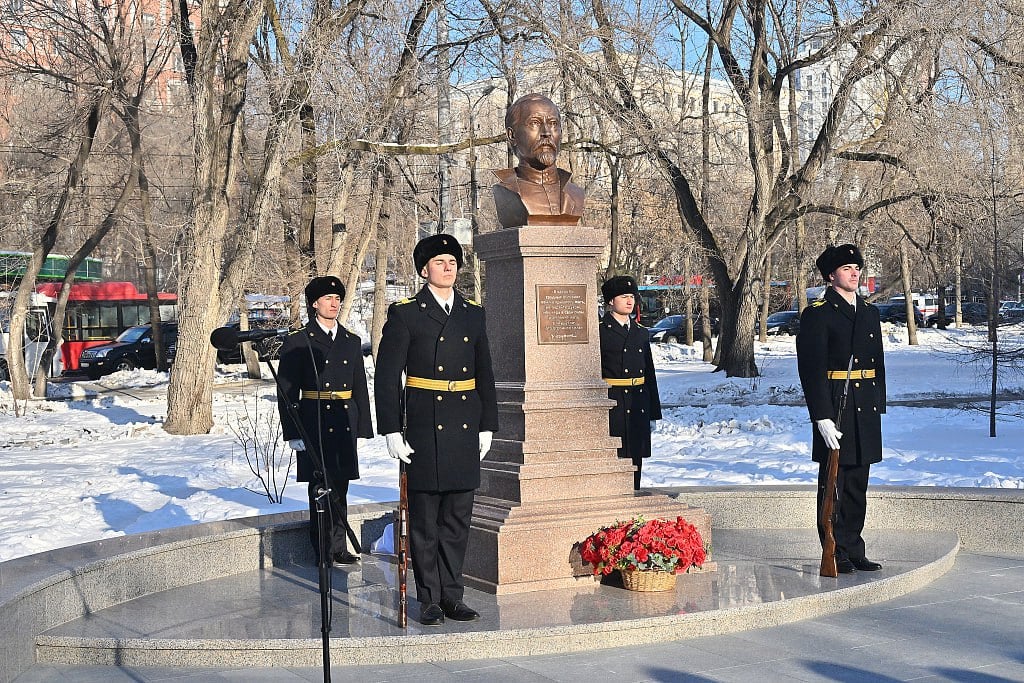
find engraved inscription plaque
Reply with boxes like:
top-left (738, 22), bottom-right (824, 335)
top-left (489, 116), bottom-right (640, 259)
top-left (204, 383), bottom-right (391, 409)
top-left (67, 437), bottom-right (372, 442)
top-left (536, 284), bottom-right (589, 345)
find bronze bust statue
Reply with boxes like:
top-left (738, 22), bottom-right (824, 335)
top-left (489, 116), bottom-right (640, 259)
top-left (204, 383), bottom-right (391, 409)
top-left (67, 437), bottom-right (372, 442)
top-left (492, 94), bottom-right (585, 228)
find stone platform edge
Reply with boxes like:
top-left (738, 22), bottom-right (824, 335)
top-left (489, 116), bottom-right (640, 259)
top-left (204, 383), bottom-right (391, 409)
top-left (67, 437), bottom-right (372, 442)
top-left (2, 486), bottom-right (1021, 680)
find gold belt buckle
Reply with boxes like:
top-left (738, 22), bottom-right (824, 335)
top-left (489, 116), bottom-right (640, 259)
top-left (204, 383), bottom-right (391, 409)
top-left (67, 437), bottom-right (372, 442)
top-left (632, 377), bottom-right (641, 386)
top-left (447, 380), bottom-right (457, 392)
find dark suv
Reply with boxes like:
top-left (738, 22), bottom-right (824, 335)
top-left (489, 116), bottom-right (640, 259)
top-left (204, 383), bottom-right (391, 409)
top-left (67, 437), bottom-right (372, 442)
top-left (874, 302), bottom-right (925, 327)
top-left (78, 322), bottom-right (178, 379)
top-left (926, 302), bottom-right (988, 327)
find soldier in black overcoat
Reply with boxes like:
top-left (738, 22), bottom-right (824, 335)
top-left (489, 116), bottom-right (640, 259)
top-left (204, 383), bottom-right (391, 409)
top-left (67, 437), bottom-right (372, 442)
top-left (277, 276), bottom-right (373, 565)
top-left (599, 275), bottom-right (662, 491)
top-left (375, 234), bottom-right (498, 626)
top-left (797, 244), bottom-right (886, 574)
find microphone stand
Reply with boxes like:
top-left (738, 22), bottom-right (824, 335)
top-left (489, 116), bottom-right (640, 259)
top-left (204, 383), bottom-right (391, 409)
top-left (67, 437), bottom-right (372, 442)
top-left (212, 327), bottom-right (362, 683)
top-left (262, 356), bottom-right (337, 683)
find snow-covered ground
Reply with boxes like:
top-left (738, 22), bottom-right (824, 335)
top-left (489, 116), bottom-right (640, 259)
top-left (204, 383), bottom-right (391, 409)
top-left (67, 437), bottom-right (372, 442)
top-left (1, 323), bottom-right (1021, 563)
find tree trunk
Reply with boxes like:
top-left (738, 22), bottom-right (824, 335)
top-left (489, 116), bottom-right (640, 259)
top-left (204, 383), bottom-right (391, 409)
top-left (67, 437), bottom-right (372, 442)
top-left (758, 250), bottom-right (771, 343)
top-left (684, 252), bottom-right (694, 345)
top-left (240, 296), bottom-right (262, 378)
top-left (339, 167), bottom-right (385, 324)
top-left (899, 239), bottom-right (918, 345)
top-left (371, 161), bottom-right (397, 358)
top-left (700, 277), bottom-right (713, 362)
top-left (10, 94), bottom-right (107, 400)
top-left (604, 154), bottom-right (621, 279)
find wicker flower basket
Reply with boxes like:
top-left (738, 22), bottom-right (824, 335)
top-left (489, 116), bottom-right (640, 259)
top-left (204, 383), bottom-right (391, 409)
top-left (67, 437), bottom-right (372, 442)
top-left (621, 568), bottom-right (677, 592)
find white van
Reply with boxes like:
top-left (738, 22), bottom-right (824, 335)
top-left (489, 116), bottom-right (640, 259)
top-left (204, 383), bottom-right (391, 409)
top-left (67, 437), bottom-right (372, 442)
top-left (0, 291), bottom-right (59, 381)
top-left (889, 293), bottom-right (939, 320)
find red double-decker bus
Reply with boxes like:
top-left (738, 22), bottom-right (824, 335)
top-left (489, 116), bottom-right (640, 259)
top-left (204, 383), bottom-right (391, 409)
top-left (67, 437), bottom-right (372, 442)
top-left (34, 281), bottom-right (178, 371)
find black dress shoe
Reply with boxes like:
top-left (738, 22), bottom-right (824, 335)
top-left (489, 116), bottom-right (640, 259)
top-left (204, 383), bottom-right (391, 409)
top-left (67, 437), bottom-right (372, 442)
top-left (836, 558), bottom-right (857, 574)
top-left (331, 550), bottom-right (360, 565)
top-left (419, 603), bottom-right (445, 626)
top-left (851, 557), bottom-right (882, 571)
top-left (440, 599), bottom-right (480, 621)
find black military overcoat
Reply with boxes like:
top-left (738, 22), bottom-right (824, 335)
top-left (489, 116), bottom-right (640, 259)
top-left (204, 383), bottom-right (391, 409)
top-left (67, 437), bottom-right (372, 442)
top-left (375, 286), bottom-right (499, 492)
top-left (599, 314), bottom-right (662, 461)
top-left (277, 321), bottom-right (373, 484)
top-left (796, 287), bottom-right (886, 465)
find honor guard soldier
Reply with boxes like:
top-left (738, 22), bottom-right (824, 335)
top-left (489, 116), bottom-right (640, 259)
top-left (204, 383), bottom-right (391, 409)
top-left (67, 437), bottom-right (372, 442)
top-left (375, 234), bottom-right (499, 626)
top-left (599, 275), bottom-right (662, 491)
top-left (277, 276), bottom-right (373, 565)
top-left (797, 244), bottom-right (886, 574)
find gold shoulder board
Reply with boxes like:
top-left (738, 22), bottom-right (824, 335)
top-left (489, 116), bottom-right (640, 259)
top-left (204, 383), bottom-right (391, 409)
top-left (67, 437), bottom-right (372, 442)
top-left (810, 299), bottom-right (826, 307)
top-left (395, 297), bottom-right (414, 305)
top-left (465, 298), bottom-right (482, 307)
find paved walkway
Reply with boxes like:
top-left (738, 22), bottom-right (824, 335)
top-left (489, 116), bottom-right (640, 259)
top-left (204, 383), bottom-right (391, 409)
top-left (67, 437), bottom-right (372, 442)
top-left (14, 541), bottom-right (1024, 681)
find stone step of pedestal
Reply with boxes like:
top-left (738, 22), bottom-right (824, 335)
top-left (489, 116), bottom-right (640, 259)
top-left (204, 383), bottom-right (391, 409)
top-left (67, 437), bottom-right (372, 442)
top-left (467, 492), bottom-right (714, 594)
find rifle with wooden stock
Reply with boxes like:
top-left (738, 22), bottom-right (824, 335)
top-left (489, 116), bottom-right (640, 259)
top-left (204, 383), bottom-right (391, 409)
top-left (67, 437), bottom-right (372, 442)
top-left (397, 459), bottom-right (409, 627)
top-left (820, 354), bottom-right (855, 578)
top-left (396, 387), bottom-right (410, 628)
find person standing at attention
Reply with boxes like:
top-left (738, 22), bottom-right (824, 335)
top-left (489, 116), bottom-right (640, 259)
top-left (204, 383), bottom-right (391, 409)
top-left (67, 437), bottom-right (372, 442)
top-left (797, 244), bottom-right (886, 574)
top-left (277, 276), bottom-right (372, 566)
top-left (599, 275), bottom-right (662, 491)
top-left (375, 234), bottom-right (499, 626)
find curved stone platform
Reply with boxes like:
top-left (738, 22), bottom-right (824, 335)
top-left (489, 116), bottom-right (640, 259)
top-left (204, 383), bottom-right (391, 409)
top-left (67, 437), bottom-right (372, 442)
top-left (3, 485), bottom-right (1021, 681)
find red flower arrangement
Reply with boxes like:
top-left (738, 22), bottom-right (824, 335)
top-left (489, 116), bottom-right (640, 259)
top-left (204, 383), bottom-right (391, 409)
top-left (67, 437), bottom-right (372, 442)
top-left (579, 516), bottom-right (707, 576)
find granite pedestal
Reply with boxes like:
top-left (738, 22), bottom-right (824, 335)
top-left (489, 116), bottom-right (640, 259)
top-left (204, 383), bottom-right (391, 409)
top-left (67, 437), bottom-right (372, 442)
top-left (468, 226), bottom-right (712, 594)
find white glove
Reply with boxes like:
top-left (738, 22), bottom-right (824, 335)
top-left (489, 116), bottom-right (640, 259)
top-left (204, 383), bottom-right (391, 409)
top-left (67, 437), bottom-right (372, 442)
top-left (288, 439), bottom-right (306, 452)
top-left (385, 432), bottom-right (414, 464)
top-left (815, 419), bottom-right (843, 450)
top-left (479, 431), bottom-right (493, 460)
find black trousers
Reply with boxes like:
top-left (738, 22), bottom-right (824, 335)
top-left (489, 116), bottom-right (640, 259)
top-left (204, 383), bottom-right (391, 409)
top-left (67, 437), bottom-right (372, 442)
top-left (816, 461), bottom-right (870, 561)
top-left (307, 479), bottom-right (350, 560)
top-left (408, 489), bottom-right (475, 606)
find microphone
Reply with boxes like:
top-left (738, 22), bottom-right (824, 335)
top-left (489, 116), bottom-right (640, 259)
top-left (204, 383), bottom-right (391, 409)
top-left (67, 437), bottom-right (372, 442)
top-left (209, 326), bottom-right (290, 350)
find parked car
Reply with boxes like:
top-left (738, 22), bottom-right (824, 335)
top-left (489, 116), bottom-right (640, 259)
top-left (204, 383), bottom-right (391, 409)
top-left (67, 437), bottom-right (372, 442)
top-left (648, 314), bottom-right (718, 343)
top-left (998, 301), bottom-right (1024, 324)
top-left (926, 302), bottom-right (988, 327)
top-left (763, 310), bottom-right (801, 336)
top-left (78, 322), bottom-right (178, 379)
top-left (873, 302), bottom-right (925, 327)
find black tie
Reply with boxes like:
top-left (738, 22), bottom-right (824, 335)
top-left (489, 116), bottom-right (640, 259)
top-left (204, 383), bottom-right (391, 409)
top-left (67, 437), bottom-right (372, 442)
top-left (445, 303), bottom-right (451, 315)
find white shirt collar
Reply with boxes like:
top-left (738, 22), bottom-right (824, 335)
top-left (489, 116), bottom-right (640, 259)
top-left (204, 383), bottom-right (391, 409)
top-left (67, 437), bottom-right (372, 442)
top-left (429, 288), bottom-right (455, 311)
top-left (316, 319), bottom-right (339, 337)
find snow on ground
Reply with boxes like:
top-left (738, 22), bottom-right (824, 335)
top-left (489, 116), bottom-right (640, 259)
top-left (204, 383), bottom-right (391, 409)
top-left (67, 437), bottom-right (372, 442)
top-left (0, 323), bottom-right (1022, 562)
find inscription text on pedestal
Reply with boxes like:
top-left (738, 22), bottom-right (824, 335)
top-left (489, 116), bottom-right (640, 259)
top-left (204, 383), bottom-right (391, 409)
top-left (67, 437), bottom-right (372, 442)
top-left (536, 284), bottom-right (589, 345)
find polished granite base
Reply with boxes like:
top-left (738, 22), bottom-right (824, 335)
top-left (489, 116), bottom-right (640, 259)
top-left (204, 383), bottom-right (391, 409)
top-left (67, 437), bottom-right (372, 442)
top-left (33, 528), bottom-right (958, 668)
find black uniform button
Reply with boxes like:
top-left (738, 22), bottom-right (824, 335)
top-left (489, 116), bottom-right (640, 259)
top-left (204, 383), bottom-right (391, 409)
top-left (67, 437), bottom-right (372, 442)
top-left (464, 337), bottom-right (469, 342)
top-left (343, 359), bottom-right (348, 364)
top-left (437, 425), bottom-right (443, 430)
top-left (437, 395), bottom-right (443, 401)
top-left (854, 358), bottom-right (859, 364)
top-left (326, 404), bottom-right (331, 410)
top-left (421, 303), bottom-right (427, 308)
top-left (440, 336), bottom-right (445, 342)
top-left (462, 424), bottom-right (468, 429)
top-left (325, 382), bottom-right (330, 387)
top-left (462, 367), bottom-right (468, 373)
top-left (626, 409), bottom-right (631, 414)
top-left (438, 365), bottom-right (444, 371)
top-left (328, 428), bottom-right (334, 433)
top-left (461, 395), bottom-right (467, 401)
top-left (325, 360), bottom-right (329, 364)
top-left (854, 382), bottom-right (860, 388)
